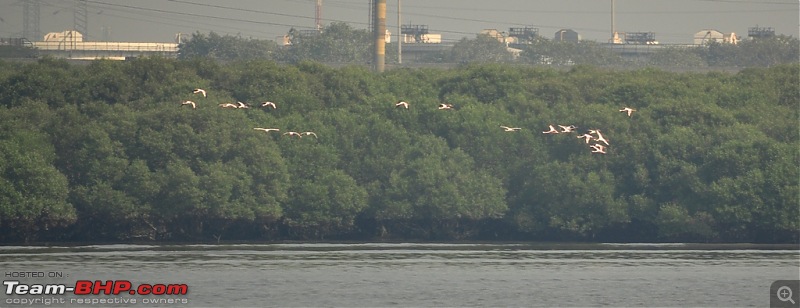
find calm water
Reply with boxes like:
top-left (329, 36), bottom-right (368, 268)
top-left (0, 243), bottom-right (798, 307)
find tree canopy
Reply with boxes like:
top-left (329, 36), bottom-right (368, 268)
top-left (0, 57), bottom-right (797, 243)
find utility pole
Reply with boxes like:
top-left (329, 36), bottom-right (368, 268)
top-left (74, 0), bottom-right (88, 40)
top-left (373, 0), bottom-right (386, 72)
top-left (397, 0), bottom-right (401, 64)
top-left (315, 0), bottom-right (322, 31)
top-left (22, 0), bottom-right (41, 41)
top-left (610, 0), bottom-right (615, 43)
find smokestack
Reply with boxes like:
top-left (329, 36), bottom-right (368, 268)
top-left (398, 0), bottom-right (401, 64)
top-left (373, 0), bottom-right (386, 72)
top-left (315, 0), bottom-right (322, 31)
top-left (611, 0), bottom-right (615, 42)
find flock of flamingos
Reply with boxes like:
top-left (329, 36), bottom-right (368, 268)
top-left (181, 88), bottom-right (637, 155)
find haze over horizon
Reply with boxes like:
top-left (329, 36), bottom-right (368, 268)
top-left (0, 0), bottom-right (797, 45)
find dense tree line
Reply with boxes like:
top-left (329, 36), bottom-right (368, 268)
top-left (0, 57), bottom-right (797, 243)
top-left (177, 24), bottom-right (798, 68)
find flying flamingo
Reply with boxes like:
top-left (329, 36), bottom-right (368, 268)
top-left (180, 100), bottom-right (196, 109)
top-left (261, 101), bottom-right (277, 109)
top-left (620, 107), bottom-right (636, 117)
top-left (302, 131), bottom-right (318, 138)
top-left (438, 103), bottom-right (454, 110)
top-left (594, 130), bottom-right (610, 146)
top-left (395, 101), bottom-right (409, 109)
top-left (558, 125), bottom-right (578, 133)
top-left (590, 144), bottom-right (607, 154)
top-left (576, 133), bottom-right (594, 143)
top-left (283, 131), bottom-right (303, 138)
top-left (254, 128), bottom-right (280, 133)
top-left (237, 101), bottom-right (250, 109)
top-left (500, 126), bottom-right (521, 132)
top-left (219, 103), bottom-right (238, 108)
top-left (193, 88), bottom-right (206, 97)
top-left (542, 125), bottom-right (559, 134)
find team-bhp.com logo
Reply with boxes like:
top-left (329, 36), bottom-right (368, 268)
top-left (4, 280), bottom-right (188, 295)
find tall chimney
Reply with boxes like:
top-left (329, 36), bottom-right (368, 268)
top-left (611, 0), bottom-right (615, 42)
top-left (373, 0), bottom-right (386, 72)
top-left (397, 0), bottom-right (401, 64)
top-left (315, 0), bottom-right (322, 31)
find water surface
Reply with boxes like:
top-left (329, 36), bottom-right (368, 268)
top-left (1, 243), bottom-right (797, 307)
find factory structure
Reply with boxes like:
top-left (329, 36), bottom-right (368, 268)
top-left (0, 0), bottom-right (780, 63)
top-left (30, 30), bottom-right (177, 60)
top-left (693, 30), bottom-right (739, 45)
top-left (0, 26), bottom-right (759, 62)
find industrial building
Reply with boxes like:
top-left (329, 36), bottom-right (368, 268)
top-left (554, 29), bottom-right (581, 42)
top-left (401, 25), bottom-right (441, 44)
top-left (508, 27), bottom-right (539, 44)
top-left (480, 29), bottom-right (516, 45)
top-left (693, 30), bottom-right (739, 45)
top-left (395, 24), bottom-right (449, 62)
top-left (748, 26), bottom-right (776, 39)
top-left (477, 29), bottom-right (524, 59)
top-left (30, 30), bottom-right (177, 60)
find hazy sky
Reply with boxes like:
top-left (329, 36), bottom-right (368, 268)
top-left (0, 0), bottom-right (797, 44)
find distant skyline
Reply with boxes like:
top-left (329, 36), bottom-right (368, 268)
top-left (0, 0), bottom-right (797, 44)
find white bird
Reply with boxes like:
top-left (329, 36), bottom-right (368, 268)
top-left (558, 125), bottom-right (578, 133)
top-left (193, 88), bottom-right (206, 97)
top-left (590, 144), bottom-right (607, 154)
top-left (302, 131), bottom-right (318, 138)
top-left (395, 101), bottom-right (409, 109)
top-left (261, 101), bottom-right (277, 109)
top-left (594, 130), bottom-right (610, 146)
top-left (542, 125), bottom-right (559, 134)
top-left (283, 131), bottom-right (302, 138)
top-left (438, 103), bottom-right (454, 110)
top-left (237, 101), bottom-right (250, 109)
top-left (180, 100), bottom-right (196, 109)
top-left (219, 103), bottom-right (239, 108)
top-left (500, 126), bottom-right (521, 132)
top-left (576, 133), bottom-right (594, 143)
top-left (254, 128), bottom-right (280, 133)
top-left (620, 107), bottom-right (636, 117)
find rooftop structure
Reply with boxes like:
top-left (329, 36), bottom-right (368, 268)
top-left (0, 38), bottom-right (34, 48)
top-left (481, 29), bottom-right (516, 44)
top-left (624, 32), bottom-right (658, 44)
top-left (43, 30), bottom-right (83, 42)
top-left (401, 25), bottom-right (429, 43)
top-left (693, 29), bottom-right (738, 45)
top-left (401, 25), bottom-right (440, 44)
top-left (554, 29), bottom-right (581, 42)
top-left (508, 27), bottom-right (539, 43)
top-left (33, 30), bottom-right (177, 60)
top-left (748, 26), bottom-right (775, 39)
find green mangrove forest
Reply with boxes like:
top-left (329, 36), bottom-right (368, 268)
top-left (0, 57), bottom-right (797, 243)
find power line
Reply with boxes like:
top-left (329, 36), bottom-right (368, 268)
top-left (167, 0), bottom-right (313, 22)
top-left (93, 7), bottom-right (285, 39)
top-left (693, 0), bottom-right (796, 5)
top-left (84, 0), bottom-right (317, 30)
top-left (82, 0), bottom-right (376, 39)
top-left (6, 1), bottom-right (793, 45)
top-left (165, 0), bottom-right (371, 27)
top-left (84, 1), bottom-right (504, 40)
